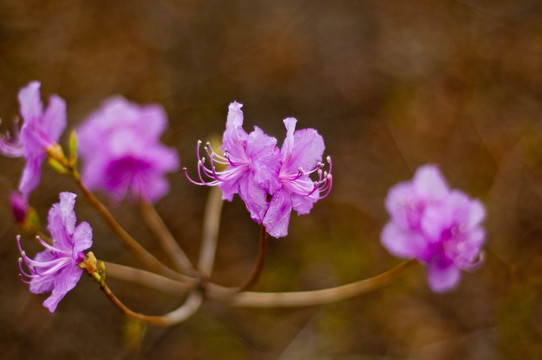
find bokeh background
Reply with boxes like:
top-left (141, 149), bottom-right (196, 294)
top-left (1, 0), bottom-right (541, 359)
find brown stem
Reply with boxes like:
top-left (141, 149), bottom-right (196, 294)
top-left (99, 282), bottom-right (202, 326)
top-left (212, 260), bottom-right (418, 307)
top-left (139, 200), bottom-right (196, 275)
top-left (74, 177), bottom-right (192, 283)
top-left (237, 224), bottom-right (268, 291)
top-left (198, 187), bottom-right (224, 279)
top-left (104, 259), bottom-right (417, 308)
top-left (103, 261), bottom-right (194, 293)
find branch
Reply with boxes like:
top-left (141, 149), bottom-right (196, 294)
top-left (208, 260), bottom-right (417, 308)
top-left (236, 224), bottom-right (268, 291)
top-left (103, 261), bottom-right (195, 293)
top-left (103, 259), bottom-right (417, 309)
top-left (75, 177), bottom-right (192, 283)
top-left (139, 200), bottom-right (196, 275)
top-left (84, 257), bottom-right (201, 327)
top-left (198, 187), bottom-right (224, 278)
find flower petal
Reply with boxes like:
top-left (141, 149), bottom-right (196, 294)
top-left (43, 265), bottom-right (82, 313)
top-left (247, 127), bottom-right (280, 194)
top-left (47, 192), bottom-right (77, 249)
top-left (221, 101), bottom-right (248, 161)
top-left (72, 221), bottom-right (93, 258)
top-left (238, 175), bottom-right (268, 223)
top-left (42, 95), bottom-right (67, 144)
top-left (426, 262), bottom-right (461, 293)
top-left (381, 222), bottom-right (427, 259)
top-left (413, 165), bottom-right (449, 201)
top-left (281, 118), bottom-right (324, 172)
top-left (18, 81), bottom-right (43, 126)
top-left (18, 155), bottom-right (43, 200)
top-left (263, 188), bottom-right (293, 238)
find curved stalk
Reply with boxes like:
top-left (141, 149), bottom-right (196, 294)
top-left (104, 259), bottom-right (417, 308)
top-left (75, 177), bottom-right (192, 283)
top-left (215, 260), bottom-right (417, 307)
top-left (103, 261), bottom-right (194, 293)
top-left (100, 283), bottom-right (203, 326)
top-left (236, 224), bottom-right (268, 291)
top-left (46, 147), bottom-right (193, 283)
top-left (198, 187), bottom-right (224, 279)
top-left (139, 200), bottom-right (196, 275)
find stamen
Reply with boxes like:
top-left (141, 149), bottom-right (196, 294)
top-left (36, 236), bottom-right (70, 256)
top-left (18, 258), bottom-right (35, 278)
top-left (18, 274), bottom-right (32, 285)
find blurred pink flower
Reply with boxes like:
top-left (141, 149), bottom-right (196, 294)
top-left (381, 165), bottom-right (485, 292)
top-left (78, 97), bottom-right (179, 203)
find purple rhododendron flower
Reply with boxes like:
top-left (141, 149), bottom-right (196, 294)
top-left (185, 101), bottom-right (280, 222)
top-left (263, 118), bottom-right (332, 238)
top-left (78, 97), bottom-right (179, 203)
top-left (0, 81), bottom-right (67, 199)
top-left (185, 101), bottom-right (332, 238)
top-left (18, 192), bottom-right (93, 313)
top-left (381, 165), bottom-right (485, 293)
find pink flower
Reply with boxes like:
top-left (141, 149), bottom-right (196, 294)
top-left (185, 102), bottom-right (332, 238)
top-left (184, 102), bottom-right (280, 222)
top-left (262, 118), bottom-right (332, 238)
top-left (381, 165), bottom-right (486, 292)
top-left (0, 81), bottom-right (67, 199)
top-left (18, 192), bottom-right (93, 313)
top-left (77, 97), bottom-right (179, 203)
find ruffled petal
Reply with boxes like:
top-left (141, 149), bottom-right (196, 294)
top-left (18, 81), bottom-right (43, 126)
top-left (414, 165), bottom-right (449, 201)
top-left (281, 118), bottom-right (324, 172)
top-left (42, 95), bottom-right (66, 143)
top-left (384, 182), bottom-right (421, 230)
top-left (238, 175), bottom-right (268, 223)
top-left (221, 102), bottom-right (248, 161)
top-left (47, 192), bottom-right (77, 249)
top-left (139, 104), bottom-right (167, 138)
top-left (18, 155), bottom-right (44, 200)
top-left (420, 203), bottom-right (452, 243)
top-left (28, 251), bottom-right (57, 294)
top-left (43, 265), bottom-right (82, 313)
top-left (290, 189), bottom-right (317, 215)
top-left (426, 262), bottom-right (461, 293)
top-left (247, 127), bottom-right (280, 194)
top-left (263, 188), bottom-right (292, 238)
top-left (381, 222), bottom-right (427, 259)
top-left (72, 221), bottom-right (93, 258)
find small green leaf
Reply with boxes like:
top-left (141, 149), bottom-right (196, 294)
top-left (48, 157), bottom-right (69, 175)
top-left (68, 130), bottom-right (78, 166)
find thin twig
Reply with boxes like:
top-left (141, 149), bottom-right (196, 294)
top-left (237, 224), bottom-right (268, 291)
top-left (104, 261), bottom-right (194, 293)
top-left (99, 282), bottom-right (203, 326)
top-left (103, 259), bottom-right (417, 309)
top-left (198, 187), bottom-right (224, 279)
top-left (74, 177), bottom-right (192, 283)
top-left (139, 200), bottom-right (196, 275)
top-left (209, 260), bottom-right (417, 307)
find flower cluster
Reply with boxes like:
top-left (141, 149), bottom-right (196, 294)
top-left (77, 97), bottom-right (179, 203)
top-left (185, 101), bottom-right (332, 238)
top-left (0, 81), bottom-right (66, 199)
top-left (381, 165), bottom-right (485, 292)
top-left (18, 192), bottom-right (93, 312)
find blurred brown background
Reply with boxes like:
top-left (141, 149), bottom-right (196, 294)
top-left (1, 0), bottom-right (541, 359)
